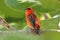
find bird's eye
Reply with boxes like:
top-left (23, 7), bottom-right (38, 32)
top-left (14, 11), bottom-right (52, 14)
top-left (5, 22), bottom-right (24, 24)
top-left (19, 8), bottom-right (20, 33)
top-left (26, 8), bottom-right (31, 10)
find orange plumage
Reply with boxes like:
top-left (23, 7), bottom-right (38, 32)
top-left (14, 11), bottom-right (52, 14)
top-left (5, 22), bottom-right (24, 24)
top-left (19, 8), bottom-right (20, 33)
top-left (26, 8), bottom-right (40, 34)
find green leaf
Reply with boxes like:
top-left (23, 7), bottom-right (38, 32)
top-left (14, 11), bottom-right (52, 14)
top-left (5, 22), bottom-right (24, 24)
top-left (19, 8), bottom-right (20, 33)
top-left (39, 0), bottom-right (60, 16)
top-left (41, 17), bottom-right (60, 29)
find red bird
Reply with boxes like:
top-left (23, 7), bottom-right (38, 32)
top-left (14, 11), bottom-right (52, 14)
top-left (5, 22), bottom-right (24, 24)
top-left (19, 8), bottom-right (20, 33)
top-left (26, 8), bottom-right (40, 34)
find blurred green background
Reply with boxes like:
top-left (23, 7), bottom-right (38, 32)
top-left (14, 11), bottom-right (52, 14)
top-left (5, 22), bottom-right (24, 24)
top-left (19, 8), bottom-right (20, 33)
top-left (0, 0), bottom-right (60, 40)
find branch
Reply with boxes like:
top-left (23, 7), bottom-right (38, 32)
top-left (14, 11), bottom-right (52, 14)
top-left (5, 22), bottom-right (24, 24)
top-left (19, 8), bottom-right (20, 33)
top-left (0, 17), bottom-right (14, 31)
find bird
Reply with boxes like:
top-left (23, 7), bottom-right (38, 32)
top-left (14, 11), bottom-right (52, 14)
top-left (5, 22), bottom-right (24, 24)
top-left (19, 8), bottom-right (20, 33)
top-left (26, 7), bottom-right (40, 34)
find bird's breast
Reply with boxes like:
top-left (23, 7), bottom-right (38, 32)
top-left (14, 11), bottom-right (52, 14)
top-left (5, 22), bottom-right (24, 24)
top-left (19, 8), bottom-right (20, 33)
top-left (26, 17), bottom-right (34, 29)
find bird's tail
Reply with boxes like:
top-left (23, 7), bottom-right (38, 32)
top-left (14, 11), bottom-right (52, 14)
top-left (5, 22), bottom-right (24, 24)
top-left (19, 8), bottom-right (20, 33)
top-left (35, 27), bottom-right (40, 35)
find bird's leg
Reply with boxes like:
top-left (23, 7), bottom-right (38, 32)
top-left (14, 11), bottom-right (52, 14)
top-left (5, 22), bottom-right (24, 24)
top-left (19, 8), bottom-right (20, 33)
top-left (30, 28), bottom-right (40, 35)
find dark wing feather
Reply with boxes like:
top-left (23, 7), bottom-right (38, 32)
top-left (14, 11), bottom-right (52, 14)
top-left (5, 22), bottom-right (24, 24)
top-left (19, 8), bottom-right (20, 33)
top-left (28, 14), bottom-right (36, 28)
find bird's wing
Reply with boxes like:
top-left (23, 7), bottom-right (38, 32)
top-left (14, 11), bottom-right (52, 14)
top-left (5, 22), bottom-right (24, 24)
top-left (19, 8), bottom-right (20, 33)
top-left (28, 14), bottom-right (36, 28)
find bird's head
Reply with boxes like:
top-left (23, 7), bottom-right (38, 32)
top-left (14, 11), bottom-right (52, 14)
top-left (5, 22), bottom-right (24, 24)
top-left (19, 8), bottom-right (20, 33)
top-left (26, 8), bottom-right (34, 14)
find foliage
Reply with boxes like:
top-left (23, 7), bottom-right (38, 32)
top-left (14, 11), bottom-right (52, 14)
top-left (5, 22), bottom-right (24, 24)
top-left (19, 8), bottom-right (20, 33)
top-left (0, 0), bottom-right (60, 40)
